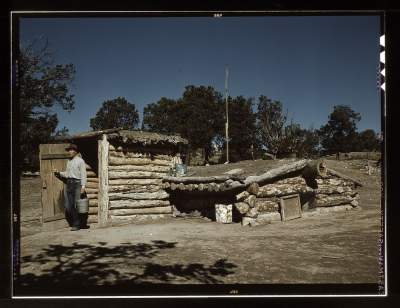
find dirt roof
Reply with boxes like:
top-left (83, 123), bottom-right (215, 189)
top-left (187, 159), bottom-right (298, 177)
top-left (55, 128), bottom-right (188, 147)
top-left (107, 130), bottom-right (188, 146)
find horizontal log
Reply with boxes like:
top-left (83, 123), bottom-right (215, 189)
top-left (162, 175), bottom-right (245, 184)
top-left (236, 191), bottom-right (250, 202)
top-left (326, 168), bottom-right (363, 187)
top-left (109, 144), bottom-right (174, 155)
top-left (255, 199), bottom-right (280, 213)
top-left (234, 202), bottom-right (250, 215)
top-left (316, 178), bottom-right (354, 187)
top-left (84, 188), bottom-right (98, 194)
top-left (109, 206), bottom-right (172, 216)
top-left (314, 185), bottom-right (353, 195)
top-left (108, 190), bottom-right (169, 201)
top-left (109, 149), bottom-right (173, 160)
top-left (88, 207), bottom-right (98, 215)
top-left (86, 193), bottom-right (98, 199)
top-left (89, 199), bottom-right (98, 206)
top-left (85, 182), bottom-right (98, 189)
top-left (245, 159), bottom-right (316, 186)
top-left (257, 184), bottom-right (313, 198)
top-left (108, 171), bottom-right (167, 179)
top-left (109, 199), bottom-right (170, 209)
top-left (110, 214), bottom-right (169, 222)
top-left (108, 164), bottom-right (170, 173)
top-left (108, 184), bottom-right (162, 193)
top-left (109, 179), bottom-right (163, 185)
top-left (87, 216), bottom-right (98, 223)
top-left (275, 177), bottom-right (306, 185)
top-left (109, 156), bottom-right (171, 166)
top-left (86, 177), bottom-right (99, 183)
top-left (86, 171), bottom-right (97, 177)
top-left (314, 195), bottom-right (356, 207)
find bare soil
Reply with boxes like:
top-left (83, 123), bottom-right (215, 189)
top-left (16, 159), bottom-right (384, 295)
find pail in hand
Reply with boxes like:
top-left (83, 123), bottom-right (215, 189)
top-left (77, 193), bottom-right (89, 213)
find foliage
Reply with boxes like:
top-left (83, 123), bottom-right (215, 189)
top-left (90, 97), bottom-right (139, 131)
top-left (318, 105), bottom-right (361, 154)
top-left (143, 85), bottom-right (224, 161)
top-left (280, 123), bottom-right (320, 158)
top-left (217, 96), bottom-right (259, 161)
top-left (19, 38), bottom-right (76, 170)
top-left (256, 95), bottom-right (287, 156)
top-left (142, 97), bottom-right (181, 134)
top-left (355, 129), bottom-right (381, 151)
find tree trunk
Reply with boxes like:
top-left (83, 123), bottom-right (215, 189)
top-left (109, 206), bottom-right (172, 216)
top-left (109, 199), bottom-right (170, 209)
top-left (108, 190), bottom-right (169, 201)
top-left (108, 170), bottom-right (166, 179)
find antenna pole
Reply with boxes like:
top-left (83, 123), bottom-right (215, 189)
top-left (225, 66), bottom-right (229, 164)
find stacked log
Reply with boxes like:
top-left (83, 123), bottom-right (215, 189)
top-left (107, 144), bottom-right (173, 222)
top-left (85, 164), bottom-right (99, 223)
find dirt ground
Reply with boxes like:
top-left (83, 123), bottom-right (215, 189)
top-left (16, 159), bottom-right (384, 295)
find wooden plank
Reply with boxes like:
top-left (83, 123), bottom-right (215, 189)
top-left (41, 153), bottom-right (71, 160)
top-left (109, 199), bottom-right (170, 209)
top-left (109, 206), bottom-right (172, 216)
top-left (51, 158), bottom-right (68, 217)
top-left (98, 134), bottom-right (109, 227)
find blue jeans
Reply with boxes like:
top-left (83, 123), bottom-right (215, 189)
top-left (64, 178), bottom-right (81, 228)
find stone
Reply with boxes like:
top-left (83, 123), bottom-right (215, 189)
top-left (234, 202), bottom-right (250, 215)
top-left (236, 191), bottom-right (250, 202)
top-left (224, 168), bottom-right (244, 175)
top-left (256, 212), bottom-right (281, 224)
top-left (242, 216), bottom-right (258, 226)
top-left (245, 207), bottom-right (258, 218)
top-left (244, 195), bottom-right (257, 208)
top-left (350, 200), bottom-right (359, 207)
top-left (215, 204), bottom-right (233, 224)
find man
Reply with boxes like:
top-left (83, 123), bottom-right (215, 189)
top-left (53, 144), bottom-right (87, 231)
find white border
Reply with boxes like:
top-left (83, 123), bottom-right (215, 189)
top-left (11, 10), bottom-right (387, 299)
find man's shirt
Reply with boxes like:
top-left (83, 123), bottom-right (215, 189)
top-left (60, 155), bottom-right (87, 186)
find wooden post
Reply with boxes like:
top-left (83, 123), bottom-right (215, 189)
top-left (98, 134), bottom-right (109, 227)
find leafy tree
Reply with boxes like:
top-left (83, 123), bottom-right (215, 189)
top-left (256, 95), bottom-right (287, 157)
top-left (19, 38), bottom-right (76, 170)
top-left (318, 105), bottom-right (361, 154)
top-left (280, 123), bottom-right (320, 158)
top-left (142, 97), bottom-right (180, 133)
top-left (218, 96), bottom-right (258, 161)
top-left (143, 85), bottom-right (224, 161)
top-left (356, 129), bottom-right (380, 151)
top-left (90, 97), bottom-right (139, 130)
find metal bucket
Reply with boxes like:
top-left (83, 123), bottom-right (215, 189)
top-left (76, 197), bottom-right (89, 213)
top-left (175, 164), bottom-right (187, 176)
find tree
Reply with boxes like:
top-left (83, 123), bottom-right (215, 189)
top-left (318, 105), bottom-right (361, 154)
top-left (142, 97), bottom-right (180, 134)
top-left (143, 85), bottom-right (224, 161)
top-left (218, 96), bottom-right (258, 161)
top-left (356, 129), bottom-right (380, 151)
top-left (19, 38), bottom-right (76, 170)
top-left (256, 95), bottom-right (287, 157)
top-left (280, 123), bottom-right (320, 158)
top-left (90, 97), bottom-right (139, 131)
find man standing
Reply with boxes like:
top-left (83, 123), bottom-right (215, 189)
top-left (53, 144), bottom-right (87, 231)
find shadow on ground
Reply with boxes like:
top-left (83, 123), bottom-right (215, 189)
top-left (17, 240), bottom-right (237, 295)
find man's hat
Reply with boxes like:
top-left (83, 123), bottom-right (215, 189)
top-left (65, 144), bottom-right (79, 152)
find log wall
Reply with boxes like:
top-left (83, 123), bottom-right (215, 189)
top-left (85, 163), bottom-right (99, 224)
top-left (107, 143), bottom-right (174, 223)
top-left (235, 174), bottom-right (360, 226)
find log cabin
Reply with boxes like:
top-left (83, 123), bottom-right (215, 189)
top-left (39, 128), bottom-right (188, 229)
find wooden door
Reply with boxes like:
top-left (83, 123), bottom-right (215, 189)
top-left (39, 143), bottom-right (71, 223)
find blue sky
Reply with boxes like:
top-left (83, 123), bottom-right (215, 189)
top-left (20, 16), bottom-right (381, 134)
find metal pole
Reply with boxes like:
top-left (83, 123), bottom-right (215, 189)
top-left (225, 66), bottom-right (229, 164)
